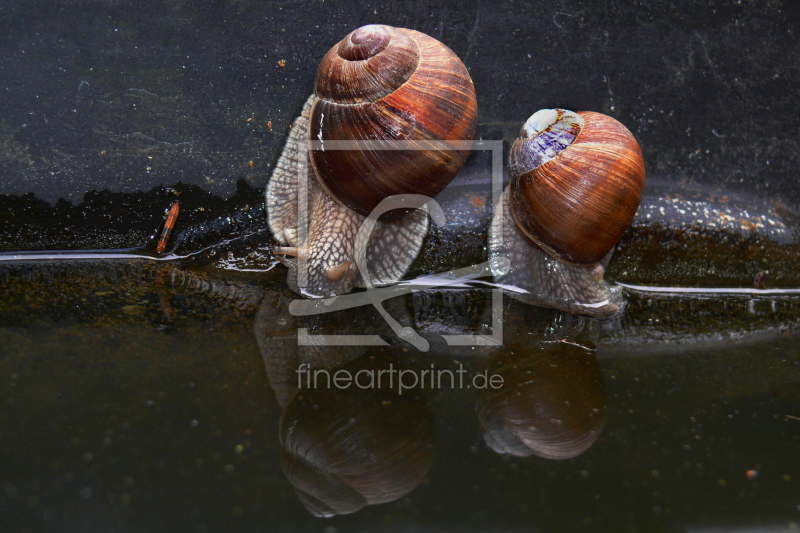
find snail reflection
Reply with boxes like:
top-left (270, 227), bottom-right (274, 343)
top-left (476, 337), bottom-right (608, 460)
top-left (266, 24), bottom-right (478, 298)
top-left (471, 303), bottom-right (609, 460)
top-left (255, 292), bottom-right (435, 517)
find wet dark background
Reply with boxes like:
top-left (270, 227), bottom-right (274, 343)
top-left (1, 0), bottom-right (798, 207)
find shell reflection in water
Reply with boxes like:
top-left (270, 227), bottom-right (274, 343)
top-left (476, 341), bottom-right (608, 459)
top-left (279, 373), bottom-right (435, 517)
top-left (256, 293), bottom-right (435, 518)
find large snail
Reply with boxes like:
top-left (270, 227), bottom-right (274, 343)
top-left (267, 25), bottom-right (478, 298)
top-left (490, 108), bottom-right (646, 318)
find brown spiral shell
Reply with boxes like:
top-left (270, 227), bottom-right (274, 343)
top-left (309, 24), bottom-right (478, 218)
top-left (509, 109), bottom-right (646, 264)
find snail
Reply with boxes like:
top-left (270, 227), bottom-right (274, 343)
top-left (490, 108), bottom-right (646, 318)
top-left (267, 24), bottom-right (478, 298)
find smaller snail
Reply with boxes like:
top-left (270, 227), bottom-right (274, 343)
top-left (267, 25), bottom-right (478, 298)
top-left (509, 109), bottom-right (646, 264)
top-left (491, 109), bottom-right (645, 317)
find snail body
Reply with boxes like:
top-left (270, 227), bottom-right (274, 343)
top-left (490, 188), bottom-right (624, 317)
top-left (267, 96), bottom-right (429, 297)
top-left (267, 25), bottom-right (478, 297)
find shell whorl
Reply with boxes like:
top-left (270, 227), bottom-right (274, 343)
top-left (309, 25), bottom-right (478, 218)
top-left (314, 25), bottom-right (419, 104)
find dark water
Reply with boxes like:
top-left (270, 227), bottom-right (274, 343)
top-left (1, 257), bottom-right (799, 533)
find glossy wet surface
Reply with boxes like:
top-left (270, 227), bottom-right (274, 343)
top-left (1, 256), bottom-right (799, 533)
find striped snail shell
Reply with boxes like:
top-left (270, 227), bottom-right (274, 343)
top-left (508, 109), bottom-right (646, 264)
top-left (279, 369), bottom-right (434, 517)
top-left (309, 24), bottom-right (479, 219)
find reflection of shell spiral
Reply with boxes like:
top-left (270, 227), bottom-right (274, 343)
top-left (279, 378), bottom-right (434, 517)
top-left (476, 341), bottom-right (608, 459)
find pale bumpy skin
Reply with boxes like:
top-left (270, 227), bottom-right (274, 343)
top-left (490, 186), bottom-right (624, 318)
top-left (266, 95), bottom-right (429, 298)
